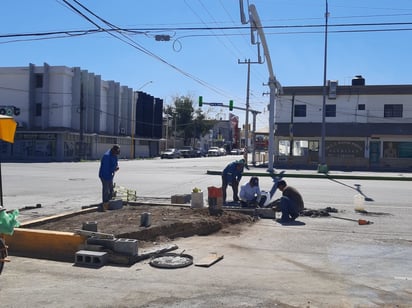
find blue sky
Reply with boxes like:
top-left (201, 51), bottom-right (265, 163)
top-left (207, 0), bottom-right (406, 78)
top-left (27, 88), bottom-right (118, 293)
top-left (2, 0), bottom-right (412, 129)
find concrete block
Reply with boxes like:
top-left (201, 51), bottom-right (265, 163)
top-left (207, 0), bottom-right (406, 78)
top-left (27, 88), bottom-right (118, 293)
top-left (108, 199), bottom-right (123, 210)
top-left (171, 194), bottom-right (191, 204)
top-left (140, 212), bottom-right (151, 227)
top-left (87, 237), bottom-right (116, 250)
top-left (114, 238), bottom-right (138, 256)
top-left (82, 221), bottom-right (98, 232)
top-left (256, 208), bottom-right (276, 219)
top-left (75, 250), bottom-right (108, 267)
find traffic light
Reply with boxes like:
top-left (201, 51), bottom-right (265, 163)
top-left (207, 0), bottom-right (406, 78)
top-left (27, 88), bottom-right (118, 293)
top-left (229, 100), bottom-right (234, 111)
top-left (198, 96), bottom-right (203, 107)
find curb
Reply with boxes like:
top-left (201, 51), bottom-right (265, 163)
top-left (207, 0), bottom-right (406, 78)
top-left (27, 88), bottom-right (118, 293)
top-left (206, 170), bottom-right (412, 181)
top-left (5, 228), bottom-right (85, 262)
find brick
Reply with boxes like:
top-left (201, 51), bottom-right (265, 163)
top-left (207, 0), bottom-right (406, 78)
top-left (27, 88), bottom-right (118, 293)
top-left (75, 250), bottom-right (108, 267)
top-left (114, 238), bottom-right (138, 256)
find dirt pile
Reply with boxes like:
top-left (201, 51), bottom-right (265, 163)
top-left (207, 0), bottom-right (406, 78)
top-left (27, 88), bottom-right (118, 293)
top-left (29, 205), bottom-right (255, 247)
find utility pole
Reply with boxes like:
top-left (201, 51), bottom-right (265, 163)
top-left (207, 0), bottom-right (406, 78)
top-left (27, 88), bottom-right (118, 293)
top-left (239, 58), bottom-right (261, 164)
top-left (79, 84), bottom-right (85, 160)
top-left (290, 95), bottom-right (295, 157)
top-left (319, 0), bottom-right (329, 173)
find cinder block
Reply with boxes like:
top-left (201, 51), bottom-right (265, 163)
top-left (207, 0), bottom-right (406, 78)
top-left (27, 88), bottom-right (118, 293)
top-left (82, 221), bottom-right (98, 232)
top-left (114, 238), bottom-right (138, 256)
top-left (171, 194), bottom-right (191, 204)
top-left (87, 237), bottom-right (116, 250)
top-left (75, 250), bottom-right (108, 267)
top-left (109, 199), bottom-right (123, 210)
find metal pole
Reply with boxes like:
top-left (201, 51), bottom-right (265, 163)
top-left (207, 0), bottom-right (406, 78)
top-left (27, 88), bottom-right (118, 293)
top-left (245, 60), bottom-right (250, 153)
top-left (320, 0), bottom-right (329, 171)
top-left (290, 95), bottom-right (295, 157)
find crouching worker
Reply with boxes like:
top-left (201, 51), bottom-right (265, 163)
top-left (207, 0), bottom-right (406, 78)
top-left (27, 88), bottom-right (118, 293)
top-left (276, 180), bottom-right (304, 223)
top-left (239, 176), bottom-right (267, 208)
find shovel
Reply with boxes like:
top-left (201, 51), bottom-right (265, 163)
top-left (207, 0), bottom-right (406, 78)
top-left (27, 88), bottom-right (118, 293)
top-left (330, 215), bottom-right (373, 225)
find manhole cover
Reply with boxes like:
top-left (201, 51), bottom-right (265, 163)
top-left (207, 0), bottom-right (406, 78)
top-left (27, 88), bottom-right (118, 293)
top-left (150, 253), bottom-right (193, 269)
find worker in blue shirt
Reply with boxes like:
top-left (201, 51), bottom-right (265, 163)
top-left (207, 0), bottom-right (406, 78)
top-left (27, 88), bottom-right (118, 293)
top-left (98, 144), bottom-right (120, 210)
top-left (221, 159), bottom-right (247, 204)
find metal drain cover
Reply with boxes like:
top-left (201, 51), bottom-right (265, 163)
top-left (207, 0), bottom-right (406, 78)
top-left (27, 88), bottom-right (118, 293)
top-left (149, 253), bottom-right (193, 269)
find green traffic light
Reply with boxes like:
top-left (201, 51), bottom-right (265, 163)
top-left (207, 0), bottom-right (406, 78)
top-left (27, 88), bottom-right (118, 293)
top-left (229, 100), bottom-right (233, 111)
top-left (198, 96), bottom-right (203, 107)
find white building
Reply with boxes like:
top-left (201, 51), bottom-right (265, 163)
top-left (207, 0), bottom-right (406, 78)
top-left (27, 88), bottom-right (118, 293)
top-left (265, 76), bottom-right (412, 171)
top-left (0, 63), bottom-right (161, 161)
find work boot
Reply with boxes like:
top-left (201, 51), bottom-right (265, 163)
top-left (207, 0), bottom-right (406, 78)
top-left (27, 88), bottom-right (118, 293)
top-left (99, 202), bottom-right (109, 212)
top-left (103, 202), bottom-right (109, 211)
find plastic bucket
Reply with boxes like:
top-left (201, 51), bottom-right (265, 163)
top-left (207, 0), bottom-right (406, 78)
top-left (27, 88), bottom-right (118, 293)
top-left (353, 194), bottom-right (364, 211)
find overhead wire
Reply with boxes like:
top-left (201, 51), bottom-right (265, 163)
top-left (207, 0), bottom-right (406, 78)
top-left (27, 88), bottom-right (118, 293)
top-left (59, 0), bottom-right (233, 99)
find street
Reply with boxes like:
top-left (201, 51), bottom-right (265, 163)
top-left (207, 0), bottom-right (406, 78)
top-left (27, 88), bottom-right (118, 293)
top-left (1, 156), bottom-right (412, 307)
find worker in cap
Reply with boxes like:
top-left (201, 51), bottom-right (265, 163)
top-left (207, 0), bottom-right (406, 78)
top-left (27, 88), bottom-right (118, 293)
top-left (98, 144), bottom-right (120, 210)
top-left (221, 159), bottom-right (247, 204)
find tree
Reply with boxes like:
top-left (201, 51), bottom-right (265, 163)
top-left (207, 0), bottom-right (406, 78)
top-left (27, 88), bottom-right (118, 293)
top-left (165, 95), bottom-right (215, 145)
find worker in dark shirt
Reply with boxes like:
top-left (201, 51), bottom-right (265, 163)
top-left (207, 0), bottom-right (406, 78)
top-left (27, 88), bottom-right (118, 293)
top-left (277, 180), bottom-right (304, 223)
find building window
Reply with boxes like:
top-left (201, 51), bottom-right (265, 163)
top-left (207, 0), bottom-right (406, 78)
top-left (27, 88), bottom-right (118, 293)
top-left (35, 103), bottom-right (42, 116)
top-left (325, 104), bottom-right (336, 117)
top-left (294, 105), bottom-right (306, 117)
top-left (384, 104), bottom-right (403, 117)
top-left (35, 73), bottom-right (43, 88)
top-left (358, 104), bottom-right (365, 110)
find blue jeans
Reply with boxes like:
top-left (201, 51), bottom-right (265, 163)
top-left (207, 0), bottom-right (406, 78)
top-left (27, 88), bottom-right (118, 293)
top-left (280, 196), bottom-right (299, 221)
top-left (222, 176), bottom-right (239, 203)
top-left (100, 178), bottom-right (114, 203)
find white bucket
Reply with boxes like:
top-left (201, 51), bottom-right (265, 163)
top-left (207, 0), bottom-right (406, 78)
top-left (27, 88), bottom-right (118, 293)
top-left (191, 192), bottom-right (204, 208)
top-left (353, 194), bottom-right (365, 211)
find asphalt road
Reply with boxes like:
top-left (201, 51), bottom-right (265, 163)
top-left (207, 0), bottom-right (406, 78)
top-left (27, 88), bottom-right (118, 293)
top-left (1, 156), bottom-right (412, 307)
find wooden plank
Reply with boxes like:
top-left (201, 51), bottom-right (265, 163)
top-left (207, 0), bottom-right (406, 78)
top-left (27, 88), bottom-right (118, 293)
top-left (195, 253), bottom-right (224, 267)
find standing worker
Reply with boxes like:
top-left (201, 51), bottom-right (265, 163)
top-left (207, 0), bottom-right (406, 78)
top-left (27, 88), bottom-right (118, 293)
top-left (277, 180), bottom-right (304, 223)
top-left (98, 144), bottom-right (120, 211)
top-left (222, 159), bottom-right (247, 204)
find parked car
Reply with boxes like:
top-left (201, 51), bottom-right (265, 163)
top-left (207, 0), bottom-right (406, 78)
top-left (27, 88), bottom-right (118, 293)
top-left (218, 148), bottom-right (227, 156)
top-left (208, 147), bottom-right (221, 157)
top-left (179, 146), bottom-right (195, 158)
top-left (160, 148), bottom-right (181, 159)
top-left (230, 148), bottom-right (241, 155)
top-left (193, 148), bottom-right (207, 157)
